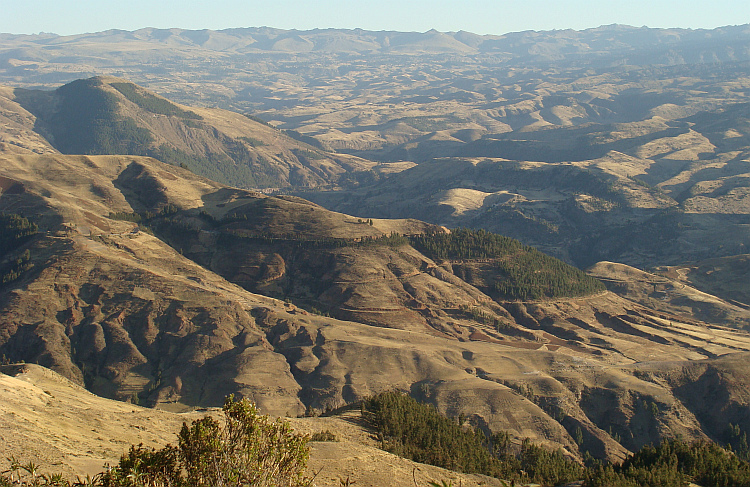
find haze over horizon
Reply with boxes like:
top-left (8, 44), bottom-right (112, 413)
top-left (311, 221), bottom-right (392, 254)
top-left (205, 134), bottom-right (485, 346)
top-left (4, 0), bottom-right (750, 37)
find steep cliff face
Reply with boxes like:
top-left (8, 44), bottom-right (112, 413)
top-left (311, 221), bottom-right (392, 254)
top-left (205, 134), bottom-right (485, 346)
top-left (2, 152), bottom-right (750, 463)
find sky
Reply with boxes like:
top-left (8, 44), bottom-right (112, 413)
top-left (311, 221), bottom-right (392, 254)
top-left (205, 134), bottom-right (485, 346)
top-left (2, 0), bottom-right (750, 36)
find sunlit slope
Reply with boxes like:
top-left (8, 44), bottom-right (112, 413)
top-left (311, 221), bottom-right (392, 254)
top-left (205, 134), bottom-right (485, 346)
top-left (2, 152), bottom-right (750, 462)
top-left (2, 77), bottom-right (373, 189)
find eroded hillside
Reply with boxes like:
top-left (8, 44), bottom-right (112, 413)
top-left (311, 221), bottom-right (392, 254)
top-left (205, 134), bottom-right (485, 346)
top-left (2, 152), bottom-right (750, 464)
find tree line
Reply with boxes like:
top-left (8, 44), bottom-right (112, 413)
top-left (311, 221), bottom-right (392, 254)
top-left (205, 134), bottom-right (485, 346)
top-left (409, 228), bottom-right (605, 300)
top-left (363, 391), bottom-right (750, 487)
top-left (110, 82), bottom-right (202, 120)
top-left (0, 213), bottom-right (37, 285)
top-left (362, 391), bottom-right (583, 486)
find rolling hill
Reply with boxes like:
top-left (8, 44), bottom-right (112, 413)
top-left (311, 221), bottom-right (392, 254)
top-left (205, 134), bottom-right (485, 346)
top-left (3, 149), bottom-right (750, 466)
top-left (3, 26), bottom-right (750, 478)
top-left (1, 76), bottom-right (374, 189)
top-left (302, 103), bottom-right (750, 270)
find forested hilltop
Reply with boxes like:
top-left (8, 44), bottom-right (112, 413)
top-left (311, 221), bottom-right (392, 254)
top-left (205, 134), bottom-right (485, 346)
top-left (410, 228), bottom-right (605, 300)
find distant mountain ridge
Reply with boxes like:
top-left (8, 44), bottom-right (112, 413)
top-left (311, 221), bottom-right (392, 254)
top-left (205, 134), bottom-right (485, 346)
top-left (3, 22), bottom-right (750, 164)
top-left (3, 24), bottom-right (750, 63)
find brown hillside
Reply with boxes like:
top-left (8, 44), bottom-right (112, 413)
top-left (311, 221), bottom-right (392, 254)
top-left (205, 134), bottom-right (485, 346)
top-left (1, 77), bottom-right (375, 189)
top-left (0, 364), bottom-right (506, 486)
top-left (2, 153), bottom-right (750, 463)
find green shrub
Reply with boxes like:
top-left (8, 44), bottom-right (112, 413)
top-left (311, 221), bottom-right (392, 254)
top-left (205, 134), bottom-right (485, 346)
top-left (100, 444), bottom-right (181, 486)
top-left (177, 395), bottom-right (310, 487)
top-left (310, 430), bottom-right (337, 442)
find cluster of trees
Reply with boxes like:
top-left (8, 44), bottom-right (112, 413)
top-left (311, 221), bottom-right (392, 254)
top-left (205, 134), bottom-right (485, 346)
top-left (147, 143), bottom-right (279, 189)
top-left (110, 82), bottom-right (202, 120)
top-left (0, 213), bottom-right (37, 285)
top-left (728, 423), bottom-right (750, 462)
top-left (585, 439), bottom-right (750, 487)
top-left (0, 213), bottom-right (37, 255)
top-left (239, 136), bottom-right (267, 147)
top-left (218, 230), bottom-right (409, 250)
top-left (409, 228), bottom-right (527, 261)
top-left (108, 204), bottom-right (179, 224)
top-left (0, 396), bottom-right (310, 487)
top-left (364, 391), bottom-right (750, 487)
top-left (492, 249), bottom-right (606, 300)
top-left (410, 228), bottom-right (605, 300)
top-left (242, 113), bottom-right (273, 127)
top-left (362, 391), bottom-right (583, 486)
top-left (1, 249), bottom-right (33, 284)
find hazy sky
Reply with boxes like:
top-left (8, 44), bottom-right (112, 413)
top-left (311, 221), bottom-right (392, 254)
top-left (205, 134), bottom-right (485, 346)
top-left (3, 0), bottom-right (750, 36)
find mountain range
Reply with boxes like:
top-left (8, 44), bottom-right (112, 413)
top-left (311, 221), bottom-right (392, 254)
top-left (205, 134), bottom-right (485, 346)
top-left (3, 24), bottom-right (750, 482)
top-left (2, 92), bottom-right (750, 466)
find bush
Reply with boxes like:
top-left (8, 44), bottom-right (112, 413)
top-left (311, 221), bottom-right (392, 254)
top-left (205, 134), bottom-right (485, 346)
top-left (310, 430), bottom-right (337, 442)
top-left (87, 395), bottom-right (310, 487)
top-left (177, 395), bottom-right (310, 487)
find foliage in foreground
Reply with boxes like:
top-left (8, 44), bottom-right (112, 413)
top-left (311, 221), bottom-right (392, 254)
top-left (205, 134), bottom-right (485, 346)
top-left (1, 396), bottom-right (310, 487)
top-left (6, 393), bottom-right (750, 487)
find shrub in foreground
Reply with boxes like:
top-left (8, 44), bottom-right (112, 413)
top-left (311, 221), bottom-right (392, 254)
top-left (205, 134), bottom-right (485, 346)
top-left (0, 396), bottom-right (310, 487)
